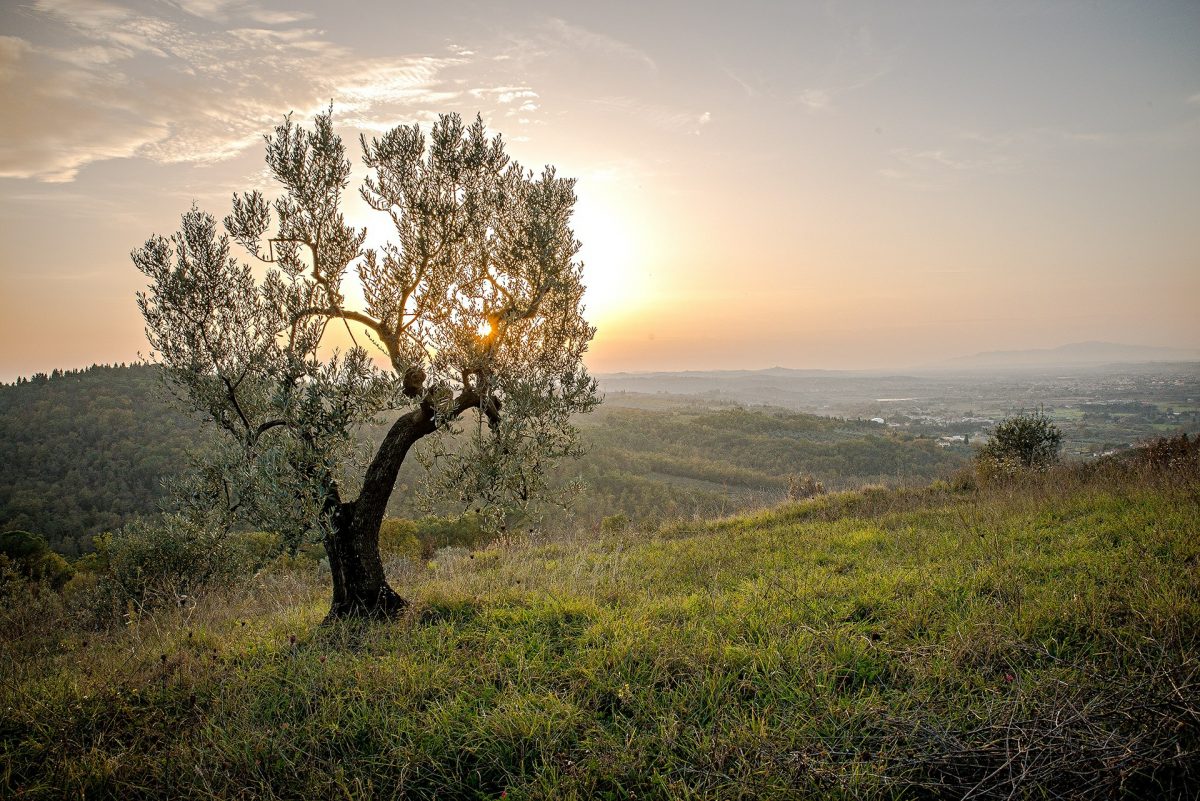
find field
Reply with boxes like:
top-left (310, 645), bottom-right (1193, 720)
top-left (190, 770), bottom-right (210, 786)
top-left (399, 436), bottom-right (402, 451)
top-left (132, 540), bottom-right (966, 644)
top-left (3, 465), bottom-right (1197, 799)
top-left (6, 364), bottom-right (1197, 557)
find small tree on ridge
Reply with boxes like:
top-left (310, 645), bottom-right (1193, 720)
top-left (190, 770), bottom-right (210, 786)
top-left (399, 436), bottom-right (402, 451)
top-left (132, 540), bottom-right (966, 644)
top-left (977, 410), bottom-right (1063, 473)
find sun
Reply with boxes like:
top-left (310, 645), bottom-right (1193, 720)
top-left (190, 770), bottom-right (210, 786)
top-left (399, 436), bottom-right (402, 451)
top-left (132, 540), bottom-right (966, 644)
top-left (571, 187), bottom-right (645, 326)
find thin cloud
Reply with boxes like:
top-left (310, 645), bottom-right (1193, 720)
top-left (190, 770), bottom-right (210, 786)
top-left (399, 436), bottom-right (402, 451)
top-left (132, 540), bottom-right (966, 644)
top-left (791, 20), bottom-right (894, 113)
top-left (470, 86), bottom-right (539, 104)
top-left (2, 0), bottom-right (484, 181)
top-left (798, 89), bottom-right (832, 110)
top-left (0, 35), bottom-right (30, 81)
top-left (959, 128), bottom-right (1114, 148)
top-left (543, 17), bottom-right (657, 73)
top-left (465, 86), bottom-right (545, 123)
top-left (795, 62), bottom-right (891, 113)
top-left (242, 8), bottom-right (313, 25)
top-left (886, 146), bottom-right (1019, 181)
top-left (880, 139), bottom-right (1021, 191)
top-left (169, 0), bottom-right (313, 25)
top-left (724, 66), bottom-right (753, 97)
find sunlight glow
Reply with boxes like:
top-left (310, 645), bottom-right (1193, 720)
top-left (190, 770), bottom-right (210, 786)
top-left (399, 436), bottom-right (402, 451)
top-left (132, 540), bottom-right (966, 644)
top-left (571, 185), bottom-right (645, 327)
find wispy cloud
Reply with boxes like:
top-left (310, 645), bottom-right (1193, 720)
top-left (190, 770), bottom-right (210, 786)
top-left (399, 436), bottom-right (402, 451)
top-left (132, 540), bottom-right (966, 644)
top-left (880, 139), bottom-right (1021, 191)
top-left (797, 88), bottom-right (832, 111)
top-left (790, 22), bottom-right (894, 112)
top-left (892, 147), bottom-right (1016, 174)
top-left (723, 67), bottom-right (759, 98)
top-left (168, 0), bottom-right (313, 25)
top-left (543, 17), bottom-right (657, 73)
top-left (0, 0), bottom-right (516, 181)
top-left (878, 122), bottom-right (1125, 190)
top-left (467, 85), bottom-right (541, 120)
top-left (958, 128), bottom-right (1115, 149)
top-left (795, 61), bottom-right (891, 112)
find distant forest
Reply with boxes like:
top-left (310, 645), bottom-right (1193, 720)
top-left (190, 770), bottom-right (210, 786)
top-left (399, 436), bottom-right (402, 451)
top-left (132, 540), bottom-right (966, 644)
top-left (559, 404), bottom-right (964, 525)
top-left (0, 365), bottom-right (202, 555)
top-left (1, 365), bottom-right (966, 555)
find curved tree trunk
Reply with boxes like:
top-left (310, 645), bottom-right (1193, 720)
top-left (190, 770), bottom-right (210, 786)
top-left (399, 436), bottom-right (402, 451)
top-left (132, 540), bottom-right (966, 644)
top-left (322, 406), bottom-right (439, 620)
top-left (324, 500), bottom-right (409, 619)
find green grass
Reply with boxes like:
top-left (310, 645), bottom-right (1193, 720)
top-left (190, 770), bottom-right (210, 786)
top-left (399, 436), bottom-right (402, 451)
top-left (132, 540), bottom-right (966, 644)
top-left (2, 472), bottom-right (1198, 799)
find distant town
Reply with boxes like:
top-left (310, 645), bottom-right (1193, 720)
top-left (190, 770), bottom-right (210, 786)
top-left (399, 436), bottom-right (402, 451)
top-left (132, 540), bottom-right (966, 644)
top-left (598, 360), bottom-right (1200, 460)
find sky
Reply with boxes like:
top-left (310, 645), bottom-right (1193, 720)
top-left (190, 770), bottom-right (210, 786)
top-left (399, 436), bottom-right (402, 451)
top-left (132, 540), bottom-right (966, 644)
top-left (1, 0), bottom-right (1198, 380)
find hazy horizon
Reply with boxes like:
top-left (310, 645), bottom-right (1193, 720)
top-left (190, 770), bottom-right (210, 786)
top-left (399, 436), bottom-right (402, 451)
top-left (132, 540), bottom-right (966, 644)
top-left (2, 0), bottom-right (1198, 381)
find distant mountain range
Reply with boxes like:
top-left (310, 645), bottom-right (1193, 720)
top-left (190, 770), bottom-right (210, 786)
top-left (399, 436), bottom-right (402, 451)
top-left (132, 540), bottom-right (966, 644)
top-left (596, 342), bottom-right (1198, 386)
top-left (943, 341), bottom-right (1200, 369)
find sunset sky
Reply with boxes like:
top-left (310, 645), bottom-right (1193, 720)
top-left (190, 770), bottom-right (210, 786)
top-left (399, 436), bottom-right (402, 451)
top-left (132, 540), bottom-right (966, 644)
top-left (1, 0), bottom-right (1198, 381)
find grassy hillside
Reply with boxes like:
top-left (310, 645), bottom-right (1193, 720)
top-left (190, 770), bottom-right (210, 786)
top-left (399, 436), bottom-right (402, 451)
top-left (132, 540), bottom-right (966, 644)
top-left (3, 468), bottom-right (1196, 799)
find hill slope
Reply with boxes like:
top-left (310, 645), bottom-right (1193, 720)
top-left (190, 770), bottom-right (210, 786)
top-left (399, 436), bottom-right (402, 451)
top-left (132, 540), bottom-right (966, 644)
top-left (4, 472), bottom-right (1195, 799)
top-left (1, 365), bottom-right (965, 552)
top-left (0, 365), bottom-right (202, 555)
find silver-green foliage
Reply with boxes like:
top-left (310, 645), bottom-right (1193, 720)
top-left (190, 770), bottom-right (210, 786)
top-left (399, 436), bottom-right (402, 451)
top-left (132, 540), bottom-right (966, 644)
top-left (133, 109), bottom-right (599, 544)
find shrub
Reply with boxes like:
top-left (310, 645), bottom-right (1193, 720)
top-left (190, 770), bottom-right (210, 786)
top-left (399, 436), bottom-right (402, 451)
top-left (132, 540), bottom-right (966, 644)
top-left (1136, 432), bottom-right (1200, 475)
top-left (0, 529), bottom-right (73, 590)
top-left (379, 518), bottom-right (423, 562)
top-left (600, 513), bottom-right (630, 533)
top-left (0, 559), bottom-right (70, 652)
top-left (414, 513), bottom-right (493, 556)
top-left (98, 514), bottom-right (246, 609)
top-left (786, 473), bottom-right (826, 501)
top-left (228, 530), bottom-right (284, 570)
top-left (976, 411), bottom-right (1062, 477)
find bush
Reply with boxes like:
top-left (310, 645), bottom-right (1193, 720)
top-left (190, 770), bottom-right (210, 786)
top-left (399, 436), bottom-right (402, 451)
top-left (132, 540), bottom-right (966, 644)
top-left (0, 529), bottom-right (73, 590)
top-left (600, 513), bottom-right (629, 533)
top-left (416, 513), bottom-right (493, 556)
top-left (0, 559), bottom-right (70, 653)
top-left (786, 473), bottom-right (826, 501)
top-left (374, 515), bottom-right (494, 562)
top-left (1136, 432), bottom-right (1200, 475)
top-left (228, 530), bottom-right (284, 570)
top-left (97, 514), bottom-right (246, 609)
top-left (379, 518), bottom-right (423, 562)
top-left (976, 411), bottom-right (1062, 477)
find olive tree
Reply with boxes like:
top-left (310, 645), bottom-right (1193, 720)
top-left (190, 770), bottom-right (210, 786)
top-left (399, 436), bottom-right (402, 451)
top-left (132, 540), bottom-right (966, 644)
top-left (133, 110), bottom-right (599, 619)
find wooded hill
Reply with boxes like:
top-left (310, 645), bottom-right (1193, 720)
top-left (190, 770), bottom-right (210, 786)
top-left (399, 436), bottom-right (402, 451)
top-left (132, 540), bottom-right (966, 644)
top-left (0, 365), bottom-right (202, 556)
top-left (1, 365), bottom-right (965, 554)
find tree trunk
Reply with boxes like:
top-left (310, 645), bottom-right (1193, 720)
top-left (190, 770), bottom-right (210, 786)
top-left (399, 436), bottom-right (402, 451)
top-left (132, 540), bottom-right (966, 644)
top-left (323, 500), bottom-right (409, 619)
top-left (321, 404), bottom-right (440, 620)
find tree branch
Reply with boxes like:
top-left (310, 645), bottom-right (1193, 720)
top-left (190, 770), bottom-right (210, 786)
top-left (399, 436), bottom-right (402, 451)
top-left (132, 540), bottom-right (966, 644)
top-left (255, 419), bottom-right (291, 438)
top-left (292, 306), bottom-right (398, 355)
top-left (219, 374), bottom-right (254, 440)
